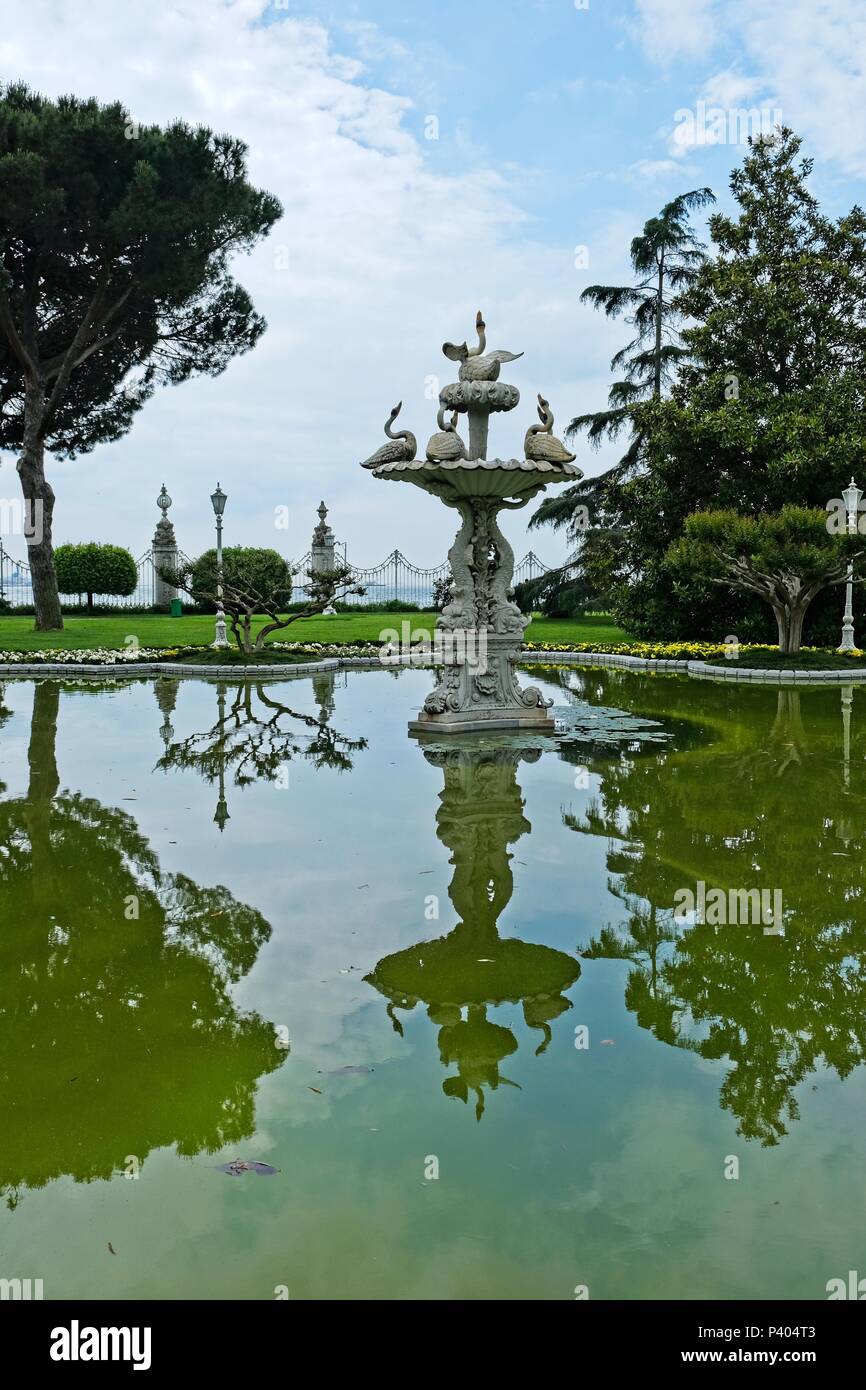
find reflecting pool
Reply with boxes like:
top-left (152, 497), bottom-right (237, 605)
top-left (1, 666), bottom-right (864, 1299)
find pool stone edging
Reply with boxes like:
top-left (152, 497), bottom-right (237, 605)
top-left (0, 650), bottom-right (864, 682)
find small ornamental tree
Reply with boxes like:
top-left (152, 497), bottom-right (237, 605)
top-left (665, 507), bottom-right (864, 654)
top-left (55, 542), bottom-right (136, 614)
top-left (162, 546), bottom-right (365, 654)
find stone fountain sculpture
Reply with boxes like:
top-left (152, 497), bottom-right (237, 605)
top-left (361, 310), bottom-right (582, 733)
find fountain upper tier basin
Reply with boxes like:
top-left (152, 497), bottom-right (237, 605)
top-left (367, 455), bottom-right (581, 500)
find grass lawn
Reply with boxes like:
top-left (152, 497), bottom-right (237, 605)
top-left (524, 616), bottom-right (632, 646)
top-left (0, 611), bottom-right (633, 653)
top-left (725, 648), bottom-right (866, 670)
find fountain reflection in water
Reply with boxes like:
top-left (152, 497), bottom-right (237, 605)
top-left (366, 736), bottom-right (580, 1120)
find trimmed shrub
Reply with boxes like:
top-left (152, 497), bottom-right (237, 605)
top-left (190, 547), bottom-right (293, 614)
top-left (55, 543), bottom-right (137, 615)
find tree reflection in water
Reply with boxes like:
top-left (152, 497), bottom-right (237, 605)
top-left (0, 681), bottom-right (287, 1208)
top-left (155, 674), bottom-right (366, 818)
top-left (559, 669), bottom-right (866, 1146)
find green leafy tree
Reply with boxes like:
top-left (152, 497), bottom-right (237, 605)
top-left (607, 130), bottom-right (866, 640)
top-left (54, 540), bottom-right (137, 614)
top-left (530, 188), bottom-right (714, 609)
top-left (0, 83), bottom-right (282, 631)
top-left (666, 507), bottom-right (864, 653)
top-left (165, 545), bottom-right (364, 654)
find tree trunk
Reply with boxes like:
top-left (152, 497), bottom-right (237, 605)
top-left (654, 255), bottom-right (664, 398)
top-left (25, 682), bottom-right (61, 921)
top-left (234, 612), bottom-right (253, 655)
top-left (18, 382), bottom-right (63, 631)
top-left (774, 602), bottom-right (808, 654)
top-left (28, 679), bottom-right (60, 801)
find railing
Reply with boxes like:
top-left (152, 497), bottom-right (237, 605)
top-left (294, 548), bottom-right (552, 608)
top-left (0, 541), bottom-right (553, 613)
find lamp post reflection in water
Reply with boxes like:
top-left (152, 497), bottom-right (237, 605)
top-left (213, 682), bottom-right (230, 833)
top-left (837, 684), bottom-right (854, 844)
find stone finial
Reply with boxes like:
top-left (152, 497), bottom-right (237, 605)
top-left (152, 483), bottom-right (178, 607)
top-left (312, 500), bottom-right (333, 547)
top-left (153, 483), bottom-right (176, 548)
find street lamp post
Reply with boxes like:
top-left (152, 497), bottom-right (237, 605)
top-left (838, 478), bottom-right (863, 652)
top-left (210, 483), bottom-right (229, 649)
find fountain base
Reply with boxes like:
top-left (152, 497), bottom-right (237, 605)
top-left (407, 629), bottom-right (555, 734)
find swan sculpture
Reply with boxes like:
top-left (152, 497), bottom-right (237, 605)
top-left (361, 402), bottom-right (417, 468)
top-left (426, 406), bottom-right (468, 463)
top-left (524, 395), bottom-right (577, 464)
top-left (442, 310), bottom-right (523, 382)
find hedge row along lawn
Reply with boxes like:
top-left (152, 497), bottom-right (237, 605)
top-left (0, 613), bottom-right (633, 653)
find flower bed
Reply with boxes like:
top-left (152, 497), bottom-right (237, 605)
top-left (522, 640), bottom-right (865, 661)
top-left (1, 638), bottom-right (863, 667)
top-left (0, 641), bottom-right (385, 665)
top-left (0, 646), bottom-right (203, 664)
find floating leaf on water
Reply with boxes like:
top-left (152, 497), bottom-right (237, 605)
top-left (320, 1066), bottom-right (373, 1076)
top-left (308, 1086), bottom-right (323, 1095)
top-left (108, 1242), bottom-right (116, 1255)
top-left (549, 702), bottom-right (670, 746)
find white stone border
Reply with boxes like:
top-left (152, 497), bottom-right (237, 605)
top-left (519, 651), bottom-right (866, 682)
top-left (0, 649), bottom-right (865, 683)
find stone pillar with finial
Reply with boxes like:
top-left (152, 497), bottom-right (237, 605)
top-left (152, 484), bottom-right (178, 610)
top-left (311, 500), bottom-right (338, 615)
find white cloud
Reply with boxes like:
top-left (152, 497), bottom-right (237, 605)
top-left (631, 0), bottom-right (720, 66)
top-left (635, 0), bottom-right (866, 178)
top-left (0, 0), bottom-right (612, 568)
top-left (736, 0), bottom-right (866, 177)
top-left (628, 157), bottom-right (699, 183)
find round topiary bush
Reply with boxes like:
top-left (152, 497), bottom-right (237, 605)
top-left (55, 543), bottom-right (138, 614)
top-left (190, 547), bottom-right (293, 613)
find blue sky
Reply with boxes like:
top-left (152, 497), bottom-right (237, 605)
top-left (1, 0), bottom-right (864, 569)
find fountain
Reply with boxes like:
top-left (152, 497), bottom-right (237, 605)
top-left (361, 310), bottom-right (582, 733)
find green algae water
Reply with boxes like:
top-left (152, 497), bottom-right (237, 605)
top-left (1, 665), bottom-right (864, 1300)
